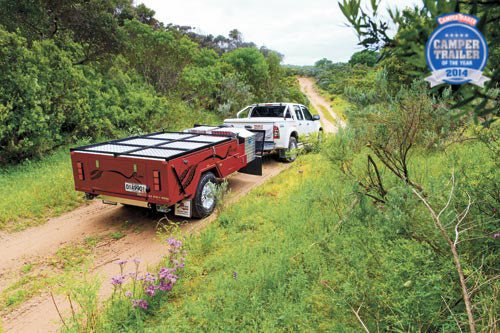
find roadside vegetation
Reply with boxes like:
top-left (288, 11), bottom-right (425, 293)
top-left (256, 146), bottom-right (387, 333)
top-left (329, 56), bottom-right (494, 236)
top-left (0, 148), bottom-right (84, 231)
top-left (1, 0), bottom-right (498, 332)
top-left (63, 127), bottom-right (498, 331)
top-left (60, 1), bottom-right (498, 332)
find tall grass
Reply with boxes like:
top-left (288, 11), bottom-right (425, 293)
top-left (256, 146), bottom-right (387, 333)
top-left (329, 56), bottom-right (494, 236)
top-left (0, 148), bottom-right (84, 231)
top-left (85, 136), bottom-right (497, 332)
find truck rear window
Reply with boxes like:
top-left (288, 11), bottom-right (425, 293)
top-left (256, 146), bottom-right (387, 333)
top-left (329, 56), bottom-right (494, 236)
top-left (250, 106), bottom-right (286, 118)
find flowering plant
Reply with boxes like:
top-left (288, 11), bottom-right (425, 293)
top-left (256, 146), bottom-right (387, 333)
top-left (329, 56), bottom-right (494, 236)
top-left (110, 237), bottom-right (186, 311)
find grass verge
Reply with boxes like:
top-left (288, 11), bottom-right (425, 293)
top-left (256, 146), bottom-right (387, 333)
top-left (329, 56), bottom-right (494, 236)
top-left (83, 134), bottom-right (497, 332)
top-left (313, 84), bottom-right (349, 122)
top-left (0, 147), bottom-right (86, 231)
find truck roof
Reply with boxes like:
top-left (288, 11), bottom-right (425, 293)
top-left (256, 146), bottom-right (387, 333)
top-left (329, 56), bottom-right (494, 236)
top-left (70, 131), bottom-right (232, 161)
top-left (251, 102), bottom-right (303, 106)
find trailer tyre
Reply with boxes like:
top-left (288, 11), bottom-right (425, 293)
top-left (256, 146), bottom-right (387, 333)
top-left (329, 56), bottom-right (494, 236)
top-left (192, 172), bottom-right (217, 218)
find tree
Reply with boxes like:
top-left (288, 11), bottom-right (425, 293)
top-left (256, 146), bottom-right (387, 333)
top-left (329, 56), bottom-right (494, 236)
top-left (315, 58), bottom-right (333, 69)
top-left (228, 28), bottom-right (243, 49)
top-left (338, 0), bottom-right (499, 124)
top-left (0, 0), bottom-right (134, 62)
top-left (349, 50), bottom-right (378, 67)
top-left (223, 47), bottom-right (270, 98)
top-left (123, 19), bottom-right (198, 93)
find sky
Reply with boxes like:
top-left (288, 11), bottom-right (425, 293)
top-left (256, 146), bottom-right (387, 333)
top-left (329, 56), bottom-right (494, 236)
top-left (140, 0), bottom-right (419, 65)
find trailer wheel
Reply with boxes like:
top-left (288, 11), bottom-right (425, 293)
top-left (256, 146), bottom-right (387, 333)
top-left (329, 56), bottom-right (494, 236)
top-left (281, 136), bottom-right (298, 163)
top-left (192, 172), bottom-right (217, 218)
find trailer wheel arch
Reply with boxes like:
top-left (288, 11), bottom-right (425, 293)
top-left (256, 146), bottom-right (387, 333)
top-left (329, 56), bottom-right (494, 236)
top-left (202, 166), bottom-right (221, 178)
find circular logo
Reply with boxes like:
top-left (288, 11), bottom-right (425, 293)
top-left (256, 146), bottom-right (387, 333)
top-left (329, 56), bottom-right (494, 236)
top-left (425, 13), bottom-right (490, 87)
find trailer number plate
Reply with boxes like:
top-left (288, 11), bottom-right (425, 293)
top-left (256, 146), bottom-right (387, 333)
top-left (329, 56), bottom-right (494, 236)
top-left (125, 182), bottom-right (147, 193)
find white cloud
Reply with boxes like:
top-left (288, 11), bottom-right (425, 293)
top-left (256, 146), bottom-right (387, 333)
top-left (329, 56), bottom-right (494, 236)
top-left (139, 0), bottom-right (419, 65)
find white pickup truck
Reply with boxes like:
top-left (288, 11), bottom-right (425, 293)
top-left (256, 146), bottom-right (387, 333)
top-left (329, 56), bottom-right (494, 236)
top-left (223, 103), bottom-right (322, 162)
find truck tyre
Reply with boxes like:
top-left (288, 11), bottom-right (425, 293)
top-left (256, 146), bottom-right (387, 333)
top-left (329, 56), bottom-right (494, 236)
top-left (281, 136), bottom-right (298, 163)
top-left (192, 172), bottom-right (217, 218)
top-left (318, 129), bottom-right (324, 143)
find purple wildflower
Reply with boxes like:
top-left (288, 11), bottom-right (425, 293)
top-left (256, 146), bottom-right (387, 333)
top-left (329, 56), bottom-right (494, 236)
top-left (167, 238), bottom-right (183, 248)
top-left (164, 273), bottom-right (178, 284)
top-left (158, 281), bottom-right (173, 291)
top-left (143, 272), bottom-right (156, 283)
top-left (132, 299), bottom-right (148, 310)
top-left (173, 257), bottom-right (186, 269)
top-left (145, 284), bottom-right (156, 297)
top-left (159, 267), bottom-right (175, 279)
top-left (233, 271), bottom-right (238, 280)
top-left (117, 260), bottom-right (127, 274)
top-left (494, 233), bottom-right (500, 238)
top-left (111, 275), bottom-right (125, 286)
top-left (125, 291), bottom-right (133, 298)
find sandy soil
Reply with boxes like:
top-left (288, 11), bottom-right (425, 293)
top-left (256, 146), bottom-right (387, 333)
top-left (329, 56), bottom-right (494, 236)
top-left (0, 77), bottom-right (340, 333)
top-left (298, 77), bottom-right (346, 133)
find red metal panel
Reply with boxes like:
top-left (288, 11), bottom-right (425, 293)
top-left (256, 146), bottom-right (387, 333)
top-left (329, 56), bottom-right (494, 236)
top-left (71, 136), bottom-right (249, 209)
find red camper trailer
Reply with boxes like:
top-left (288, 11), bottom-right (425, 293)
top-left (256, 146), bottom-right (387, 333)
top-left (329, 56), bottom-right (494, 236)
top-left (70, 126), bottom-right (263, 218)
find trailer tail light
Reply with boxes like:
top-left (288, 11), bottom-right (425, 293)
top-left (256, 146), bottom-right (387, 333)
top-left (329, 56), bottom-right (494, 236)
top-left (77, 162), bottom-right (84, 180)
top-left (153, 170), bottom-right (161, 191)
top-left (273, 125), bottom-right (280, 139)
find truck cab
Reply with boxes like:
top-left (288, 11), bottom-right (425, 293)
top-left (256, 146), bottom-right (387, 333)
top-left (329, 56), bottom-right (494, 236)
top-left (223, 103), bottom-right (322, 162)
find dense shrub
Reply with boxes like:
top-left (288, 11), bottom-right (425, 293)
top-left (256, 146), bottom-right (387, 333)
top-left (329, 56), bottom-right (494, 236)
top-left (1, 7), bottom-right (304, 165)
top-left (0, 28), bottom-right (169, 163)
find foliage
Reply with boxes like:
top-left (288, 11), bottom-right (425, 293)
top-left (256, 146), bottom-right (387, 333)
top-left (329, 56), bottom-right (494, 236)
top-left (0, 2), bottom-right (299, 164)
top-left (87, 138), bottom-right (497, 332)
top-left (223, 47), bottom-right (270, 99)
top-left (321, 52), bottom-right (498, 332)
top-left (0, 27), bottom-right (169, 163)
top-left (349, 49), bottom-right (378, 67)
top-left (338, 0), bottom-right (500, 123)
top-left (0, 146), bottom-right (85, 231)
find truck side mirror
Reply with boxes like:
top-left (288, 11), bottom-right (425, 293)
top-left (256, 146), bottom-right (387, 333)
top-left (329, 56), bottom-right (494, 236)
top-left (313, 115), bottom-right (320, 121)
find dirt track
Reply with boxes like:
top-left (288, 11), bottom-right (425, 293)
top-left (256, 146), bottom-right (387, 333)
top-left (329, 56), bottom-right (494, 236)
top-left (0, 78), bottom-right (340, 333)
top-left (298, 77), bottom-right (346, 132)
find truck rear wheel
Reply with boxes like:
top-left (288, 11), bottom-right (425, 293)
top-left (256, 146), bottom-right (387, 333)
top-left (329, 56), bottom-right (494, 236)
top-left (281, 136), bottom-right (298, 163)
top-left (192, 172), bottom-right (217, 218)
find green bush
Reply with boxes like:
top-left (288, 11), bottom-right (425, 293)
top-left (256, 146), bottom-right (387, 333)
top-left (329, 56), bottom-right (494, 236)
top-left (0, 27), bottom-right (170, 163)
top-left (90, 137), bottom-right (497, 331)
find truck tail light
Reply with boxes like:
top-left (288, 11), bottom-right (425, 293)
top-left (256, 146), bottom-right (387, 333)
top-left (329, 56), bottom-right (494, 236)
top-left (77, 162), bottom-right (84, 180)
top-left (153, 170), bottom-right (161, 191)
top-left (273, 125), bottom-right (280, 139)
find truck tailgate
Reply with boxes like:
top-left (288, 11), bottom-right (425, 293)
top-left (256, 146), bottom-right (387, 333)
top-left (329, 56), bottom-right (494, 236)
top-left (224, 119), bottom-right (275, 141)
